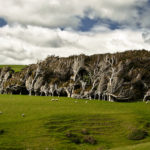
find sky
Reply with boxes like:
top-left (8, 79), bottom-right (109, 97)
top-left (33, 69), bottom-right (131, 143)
top-left (0, 0), bottom-right (150, 64)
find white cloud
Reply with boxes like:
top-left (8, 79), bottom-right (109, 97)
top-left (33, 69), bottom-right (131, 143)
top-left (0, 0), bottom-right (150, 64)
top-left (0, 0), bottom-right (82, 28)
top-left (0, 0), bottom-right (149, 28)
top-left (0, 24), bottom-right (149, 64)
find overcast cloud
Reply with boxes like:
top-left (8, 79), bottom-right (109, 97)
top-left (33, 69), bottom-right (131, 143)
top-left (0, 0), bottom-right (150, 64)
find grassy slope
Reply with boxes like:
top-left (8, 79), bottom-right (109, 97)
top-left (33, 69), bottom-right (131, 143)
top-left (112, 142), bottom-right (150, 150)
top-left (0, 65), bottom-right (27, 72)
top-left (0, 95), bottom-right (150, 150)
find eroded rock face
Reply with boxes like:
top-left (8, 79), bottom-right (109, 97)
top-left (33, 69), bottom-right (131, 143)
top-left (1, 50), bottom-right (150, 102)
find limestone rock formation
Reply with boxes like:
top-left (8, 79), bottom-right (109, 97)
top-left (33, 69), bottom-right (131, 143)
top-left (0, 50), bottom-right (150, 102)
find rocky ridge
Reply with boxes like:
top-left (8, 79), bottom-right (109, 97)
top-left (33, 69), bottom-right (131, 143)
top-left (1, 50), bottom-right (150, 102)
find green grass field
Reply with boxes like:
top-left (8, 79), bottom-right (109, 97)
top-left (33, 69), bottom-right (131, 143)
top-left (0, 95), bottom-right (150, 150)
top-left (0, 65), bottom-right (27, 72)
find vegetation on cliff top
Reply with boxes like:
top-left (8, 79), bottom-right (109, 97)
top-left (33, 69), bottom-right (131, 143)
top-left (1, 50), bottom-right (150, 101)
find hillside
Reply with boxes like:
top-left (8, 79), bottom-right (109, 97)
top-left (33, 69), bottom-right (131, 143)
top-left (0, 95), bottom-right (150, 149)
top-left (1, 50), bottom-right (150, 102)
top-left (0, 65), bottom-right (26, 72)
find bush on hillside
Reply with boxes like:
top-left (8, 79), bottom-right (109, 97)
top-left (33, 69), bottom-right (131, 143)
top-left (127, 129), bottom-right (148, 140)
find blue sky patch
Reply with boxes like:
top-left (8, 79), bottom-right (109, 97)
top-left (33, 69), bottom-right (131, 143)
top-left (0, 18), bottom-right (7, 27)
top-left (79, 17), bottom-right (99, 32)
top-left (78, 15), bottom-right (121, 32)
top-left (105, 19), bottom-right (120, 30)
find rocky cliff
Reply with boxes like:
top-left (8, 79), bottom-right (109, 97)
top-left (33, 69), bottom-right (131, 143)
top-left (1, 50), bottom-right (150, 102)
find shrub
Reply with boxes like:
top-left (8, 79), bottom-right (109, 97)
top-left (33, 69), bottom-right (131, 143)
top-left (70, 136), bottom-right (81, 144)
top-left (66, 132), bottom-right (81, 144)
top-left (83, 135), bottom-right (97, 144)
top-left (81, 128), bottom-right (89, 135)
top-left (144, 122), bottom-right (150, 128)
top-left (0, 129), bottom-right (4, 135)
top-left (127, 129), bottom-right (148, 140)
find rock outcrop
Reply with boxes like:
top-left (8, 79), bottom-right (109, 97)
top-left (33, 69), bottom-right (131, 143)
top-left (1, 50), bottom-right (150, 102)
